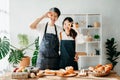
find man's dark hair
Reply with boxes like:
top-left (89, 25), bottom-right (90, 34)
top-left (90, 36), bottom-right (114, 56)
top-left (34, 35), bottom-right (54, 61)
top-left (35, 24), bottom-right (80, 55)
top-left (49, 7), bottom-right (61, 17)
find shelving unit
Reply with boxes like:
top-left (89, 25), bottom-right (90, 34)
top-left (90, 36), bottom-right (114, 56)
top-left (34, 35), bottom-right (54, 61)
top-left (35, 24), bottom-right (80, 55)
top-left (57, 14), bottom-right (102, 69)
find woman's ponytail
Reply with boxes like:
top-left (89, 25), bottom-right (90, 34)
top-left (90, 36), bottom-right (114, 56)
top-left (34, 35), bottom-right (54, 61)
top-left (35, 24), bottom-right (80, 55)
top-left (70, 28), bottom-right (77, 39)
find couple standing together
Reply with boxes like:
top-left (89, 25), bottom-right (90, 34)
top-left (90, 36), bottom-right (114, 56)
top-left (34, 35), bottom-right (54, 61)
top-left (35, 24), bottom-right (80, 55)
top-left (30, 7), bottom-right (78, 70)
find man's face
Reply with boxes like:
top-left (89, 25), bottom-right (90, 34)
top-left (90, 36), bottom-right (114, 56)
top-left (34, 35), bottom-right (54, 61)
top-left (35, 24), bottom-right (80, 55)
top-left (49, 11), bottom-right (58, 23)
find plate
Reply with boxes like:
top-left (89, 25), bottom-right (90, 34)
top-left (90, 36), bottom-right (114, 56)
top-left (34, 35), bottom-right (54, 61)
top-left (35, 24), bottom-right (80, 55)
top-left (64, 73), bottom-right (77, 77)
top-left (44, 73), bottom-right (56, 76)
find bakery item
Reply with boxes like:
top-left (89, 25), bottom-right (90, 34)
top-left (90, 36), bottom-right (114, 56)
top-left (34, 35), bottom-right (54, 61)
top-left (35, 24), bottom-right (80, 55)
top-left (37, 70), bottom-right (44, 77)
top-left (16, 66), bottom-right (25, 72)
top-left (65, 66), bottom-right (74, 74)
top-left (104, 64), bottom-right (113, 73)
top-left (95, 64), bottom-right (102, 69)
top-left (30, 73), bottom-right (36, 78)
top-left (44, 69), bottom-right (56, 75)
top-left (88, 66), bottom-right (95, 71)
top-left (78, 69), bottom-right (87, 77)
top-left (95, 66), bottom-right (105, 73)
top-left (56, 66), bottom-right (76, 77)
top-left (105, 64), bottom-right (113, 70)
top-left (89, 64), bottom-right (113, 77)
top-left (56, 69), bottom-right (66, 77)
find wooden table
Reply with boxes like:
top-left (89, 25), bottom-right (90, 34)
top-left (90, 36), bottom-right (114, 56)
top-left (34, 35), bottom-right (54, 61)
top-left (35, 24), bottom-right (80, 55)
top-left (1, 72), bottom-right (120, 80)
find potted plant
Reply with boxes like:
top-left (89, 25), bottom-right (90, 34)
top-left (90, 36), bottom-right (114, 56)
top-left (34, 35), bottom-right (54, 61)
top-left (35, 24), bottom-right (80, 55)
top-left (0, 36), bottom-right (10, 60)
top-left (8, 34), bottom-right (35, 67)
top-left (105, 38), bottom-right (120, 69)
top-left (94, 34), bottom-right (100, 40)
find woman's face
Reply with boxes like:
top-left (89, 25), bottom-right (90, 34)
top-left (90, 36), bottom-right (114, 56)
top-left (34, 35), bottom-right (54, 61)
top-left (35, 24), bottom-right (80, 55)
top-left (63, 20), bottom-right (72, 31)
top-left (49, 11), bottom-right (58, 23)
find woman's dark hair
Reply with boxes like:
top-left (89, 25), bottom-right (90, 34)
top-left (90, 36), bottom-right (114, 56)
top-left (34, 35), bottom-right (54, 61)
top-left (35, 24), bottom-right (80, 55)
top-left (49, 7), bottom-right (61, 17)
top-left (62, 17), bottom-right (77, 39)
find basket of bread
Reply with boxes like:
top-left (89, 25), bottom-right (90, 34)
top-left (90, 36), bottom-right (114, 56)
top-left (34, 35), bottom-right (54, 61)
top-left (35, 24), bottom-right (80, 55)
top-left (56, 66), bottom-right (77, 77)
top-left (88, 64), bottom-right (113, 77)
top-left (12, 66), bottom-right (44, 79)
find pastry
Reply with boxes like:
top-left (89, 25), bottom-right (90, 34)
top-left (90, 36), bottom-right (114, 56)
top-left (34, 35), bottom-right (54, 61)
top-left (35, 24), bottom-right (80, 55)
top-left (37, 70), bottom-right (44, 77)
top-left (30, 73), bottom-right (36, 78)
top-left (44, 69), bottom-right (56, 75)
top-left (56, 69), bottom-right (66, 77)
top-left (65, 66), bottom-right (74, 74)
top-left (95, 66), bottom-right (105, 73)
top-left (88, 66), bottom-right (95, 71)
top-left (105, 64), bottom-right (113, 70)
top-left (95, 64), bottom-right (102, 69)
top-left (16, 66), bottom-right (25, 72)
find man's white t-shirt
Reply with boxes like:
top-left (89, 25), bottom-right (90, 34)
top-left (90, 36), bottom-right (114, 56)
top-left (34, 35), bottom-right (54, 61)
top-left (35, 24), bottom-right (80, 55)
top-left (36, 23), bottom-right (62, 45)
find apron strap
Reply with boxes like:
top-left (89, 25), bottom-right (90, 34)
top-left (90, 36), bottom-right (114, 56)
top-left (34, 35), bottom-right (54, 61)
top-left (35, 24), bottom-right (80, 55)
top-left (54, 24), bottom-right (58, 36)
top-left (60, 32), bottom-right (62, 40)
top-left (44, 22), bottom-right (48, 35)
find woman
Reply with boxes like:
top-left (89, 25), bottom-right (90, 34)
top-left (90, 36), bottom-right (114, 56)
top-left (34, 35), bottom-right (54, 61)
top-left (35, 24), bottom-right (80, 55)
top-left (30, 7), bottom-right (61, 70)
top-left (59, 17), bottom-right (78, 70)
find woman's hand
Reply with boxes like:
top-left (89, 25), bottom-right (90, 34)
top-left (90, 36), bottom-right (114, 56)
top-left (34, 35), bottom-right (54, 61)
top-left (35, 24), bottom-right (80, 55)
top-left (74, 53), bottom-right (79, 62)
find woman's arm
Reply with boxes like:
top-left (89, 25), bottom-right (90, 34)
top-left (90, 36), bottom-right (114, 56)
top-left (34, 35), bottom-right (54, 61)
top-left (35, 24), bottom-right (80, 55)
top-left (30, 12), bottom-right (50, 29)
top-left (74, 39), bottom-right (79, 62)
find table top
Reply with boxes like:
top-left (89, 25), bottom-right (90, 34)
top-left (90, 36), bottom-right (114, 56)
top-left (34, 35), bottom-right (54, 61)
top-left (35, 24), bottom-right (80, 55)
top-left (0, 71), bottom-right (120, 80)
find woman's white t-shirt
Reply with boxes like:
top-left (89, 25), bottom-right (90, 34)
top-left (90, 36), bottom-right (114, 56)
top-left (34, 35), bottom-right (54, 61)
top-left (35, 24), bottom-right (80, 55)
top-left (36, 23), bottom-right (62, 45)
top-left (61, 31), bottom-right (74, 40)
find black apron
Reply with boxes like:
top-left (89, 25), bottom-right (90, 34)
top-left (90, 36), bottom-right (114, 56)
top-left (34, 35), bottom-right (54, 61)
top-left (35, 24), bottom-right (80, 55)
top-left (37, 23), bottom-right (59, 70)
top-left (59, 40), bottom-right (78, 70)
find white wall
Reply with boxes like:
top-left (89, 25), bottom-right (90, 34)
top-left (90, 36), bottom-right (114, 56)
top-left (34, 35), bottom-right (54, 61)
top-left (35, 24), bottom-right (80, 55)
top-left (10, 0), bottom-right (120, 75)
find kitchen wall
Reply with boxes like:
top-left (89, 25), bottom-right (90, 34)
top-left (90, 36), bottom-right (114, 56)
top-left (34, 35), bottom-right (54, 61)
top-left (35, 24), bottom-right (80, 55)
top-left (9, 0), bottom-right (120, 75)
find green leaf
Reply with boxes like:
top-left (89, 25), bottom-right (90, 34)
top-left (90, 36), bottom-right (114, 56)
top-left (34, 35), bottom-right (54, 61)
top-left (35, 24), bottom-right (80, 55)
top-left (105, 37), bottom-right (120, 69)
top-left (18, 34), bottom-right (29, 48)
top-left (31, 37), bottom-right (39, 67)
top-left (115, 52), bottom-right (120, 57)
top-left (8, 49), bottom-right (24, 64)
top-left (0, 37), bottom-right (10, 60)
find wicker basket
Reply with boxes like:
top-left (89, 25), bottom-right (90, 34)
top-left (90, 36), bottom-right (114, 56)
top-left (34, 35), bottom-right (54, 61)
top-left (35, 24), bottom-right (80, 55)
top-left (90, 72), bottom-right (110, 77)
top-left (12, 72), bottom-right (29, 79)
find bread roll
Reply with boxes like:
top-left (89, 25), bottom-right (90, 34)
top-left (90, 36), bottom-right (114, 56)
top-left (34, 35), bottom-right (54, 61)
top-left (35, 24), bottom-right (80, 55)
top-left (88, 66), bottom-right (95, 71)
top-left (95, 66), bottom-right (105, 73)
top-left (104, 67), bottom-right (111, 73)
top-left (105, 64), bottom-right (113, 70)
top-left (65, 66), bottom-right (74, 74)
top-left (95, 64), bottom-right (102, 69)
top-left (16, 66), bottom-right (25, 72)
top-left (56, 69), bottom-right (66, 77)
top-left (44, 69), bottom-right (56, 75)
top-left (37, 71), bottom-right (44, 77)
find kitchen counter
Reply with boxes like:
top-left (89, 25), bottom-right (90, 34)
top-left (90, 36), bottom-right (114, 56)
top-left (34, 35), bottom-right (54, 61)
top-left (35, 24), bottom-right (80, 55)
top-left (0, 71), bottom-right (120, 80)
